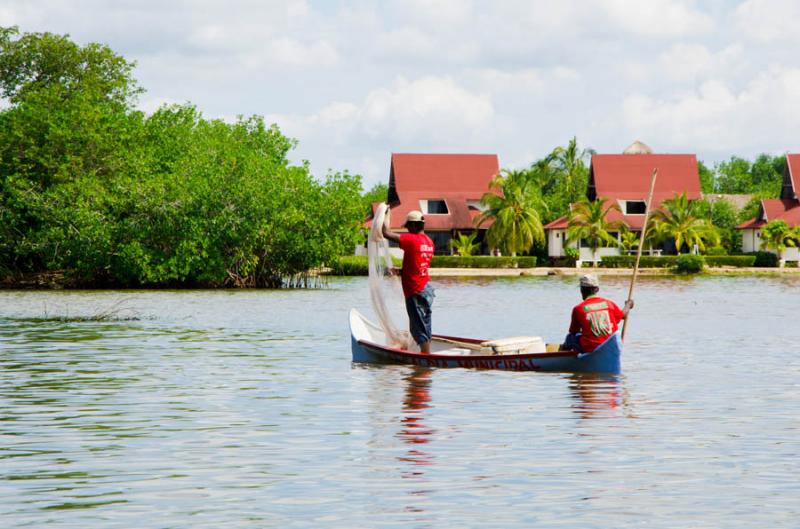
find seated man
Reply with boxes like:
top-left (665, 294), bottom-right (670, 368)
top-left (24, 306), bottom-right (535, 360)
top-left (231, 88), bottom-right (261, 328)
top-left (563, 274), bottom-right (634, 353)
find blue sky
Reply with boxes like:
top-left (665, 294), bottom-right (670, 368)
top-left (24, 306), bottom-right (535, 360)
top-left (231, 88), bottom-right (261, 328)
top-left (2, 0), bottom-right (799, 188)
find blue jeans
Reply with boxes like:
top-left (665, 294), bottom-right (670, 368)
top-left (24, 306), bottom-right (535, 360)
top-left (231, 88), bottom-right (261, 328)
top-left (405, 284), bottom-right (435, 345)
top-left (563, 333), bottom-right (584, 353)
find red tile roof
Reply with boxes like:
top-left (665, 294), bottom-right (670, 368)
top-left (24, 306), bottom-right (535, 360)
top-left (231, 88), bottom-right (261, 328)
top-left (736, 198), bottom-right (800, 229)
top-left (545, 153), bottom-right (701, 231)
top-left (589, 154), bottom-right (701, 202)
top-left (387, 153), bottom-right (500, 230)
top-left (787, 154), bottom-right (800, 199)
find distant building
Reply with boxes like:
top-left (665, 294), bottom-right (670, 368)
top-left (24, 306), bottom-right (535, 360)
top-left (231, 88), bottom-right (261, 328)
top-left (362, 153), bottom-right (500, 256)
top-left (737, 154), bottom-right (800, 262)
top-left (544, 141), bottom-right (702, 262)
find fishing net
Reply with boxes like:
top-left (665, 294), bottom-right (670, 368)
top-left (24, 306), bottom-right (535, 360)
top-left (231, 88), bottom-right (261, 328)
top-left (368, 204), bottom-right (416, 351)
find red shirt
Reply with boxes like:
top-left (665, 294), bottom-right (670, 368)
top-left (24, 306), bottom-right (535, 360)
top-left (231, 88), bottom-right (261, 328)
top-left (569, 296), bottom-right (625, 352)
top-left (399, 232), bottom-right (434, 297)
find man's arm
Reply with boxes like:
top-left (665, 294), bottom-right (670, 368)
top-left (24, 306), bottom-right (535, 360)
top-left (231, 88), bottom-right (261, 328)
top-left (382, 220), bottom-right (401, 243)
top-left (621, 299), bottom-right (634, 318)
top-left (382, 223), bottom-right (401, 243)
top-left (568, 306), bottom-right (581, 334)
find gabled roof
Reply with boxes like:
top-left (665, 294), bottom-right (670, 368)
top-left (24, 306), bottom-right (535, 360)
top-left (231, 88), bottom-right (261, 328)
top-left (736, 198), bottom-right (800, 229)
top-left (387, 153), bottom-right (500, 230)
top-left (546, 152), bottom-right (702, 231)
top-left (782, 154), bottom-right (800, 200)
top-left (588, 153), bottom-right (701, 202)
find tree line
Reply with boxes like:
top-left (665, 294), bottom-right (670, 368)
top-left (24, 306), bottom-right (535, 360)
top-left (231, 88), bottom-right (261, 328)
top-left (0, 27), bottom-right (365, 287)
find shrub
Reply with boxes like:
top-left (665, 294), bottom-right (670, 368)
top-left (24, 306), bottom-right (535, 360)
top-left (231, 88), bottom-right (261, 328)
top-left (746, 251), bottom-right (779, 267)
top-left (599, 256), bottom-right (678, 268)
top-left (328, 256), bottom-right (369, 275)
top-left (430, 256), bottom-right (537, 268)
top-left (675, 254), bottom-right (705, 273)
top-left (705, 246), bottom-right (728, 256)
top-left (704, 255), bottom-right (756, 267)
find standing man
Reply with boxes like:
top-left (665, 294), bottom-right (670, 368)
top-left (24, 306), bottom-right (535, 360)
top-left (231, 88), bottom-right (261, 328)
top-left (564, 274), bottom-right (634, 353)
top-left (382, 210), bottom-right (435, 353)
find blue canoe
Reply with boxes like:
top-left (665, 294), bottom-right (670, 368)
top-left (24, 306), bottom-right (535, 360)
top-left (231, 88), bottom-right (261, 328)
top-left (349, 309), bottom-right (621, 374)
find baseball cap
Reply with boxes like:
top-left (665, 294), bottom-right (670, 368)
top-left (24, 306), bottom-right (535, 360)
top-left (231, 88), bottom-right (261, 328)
top-left (579, 274), bottom-right (600, 288)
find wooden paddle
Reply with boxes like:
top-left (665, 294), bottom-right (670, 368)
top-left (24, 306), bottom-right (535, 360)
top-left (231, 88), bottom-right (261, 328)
top-left (621, 168), bottom-right (658, 342)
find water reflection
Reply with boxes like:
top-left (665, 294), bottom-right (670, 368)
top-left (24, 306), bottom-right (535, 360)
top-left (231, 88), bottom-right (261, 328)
top-left (567, 373), bottom-right (629, 419)
top-left (396, 367), bottom-right (435, 469)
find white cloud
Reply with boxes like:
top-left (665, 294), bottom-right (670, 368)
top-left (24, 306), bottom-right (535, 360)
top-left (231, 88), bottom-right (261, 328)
top-left (735, 0), bottom-right (800, 42)
top-left (621, 66), bottom-right (800, 155)
top-left (272, 76), bottom-right (494, 144)
top-left (602, 0), bottom-right (714, 37)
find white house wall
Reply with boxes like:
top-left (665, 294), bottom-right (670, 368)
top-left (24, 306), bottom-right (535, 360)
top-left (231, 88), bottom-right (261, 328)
top-left (740, 229), bottom-right (761, 253)
top-left (547, 230), bottom-right (567, 257)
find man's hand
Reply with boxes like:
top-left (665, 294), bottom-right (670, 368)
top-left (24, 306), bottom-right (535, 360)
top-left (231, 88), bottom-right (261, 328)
top-left (623, 299), bottom-right (634, 317)
top-left (388, 267), bottom-right (401, 277)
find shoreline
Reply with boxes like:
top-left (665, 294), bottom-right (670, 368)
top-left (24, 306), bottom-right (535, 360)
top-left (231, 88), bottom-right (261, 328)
top-left (2, 266), bottom-right (799, 289)
top-left (429, 267), bottom-right (800, 277)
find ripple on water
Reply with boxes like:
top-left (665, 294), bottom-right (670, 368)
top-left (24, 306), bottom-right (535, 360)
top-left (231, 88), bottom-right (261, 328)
top-left (0, 278), bottom-right (799, 528)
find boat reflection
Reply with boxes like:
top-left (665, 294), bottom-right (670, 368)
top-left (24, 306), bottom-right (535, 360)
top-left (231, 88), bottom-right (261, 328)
top-left (567, 373), bottom-right (629, 419)
top-left (396, 366), bottom-right (435, 469)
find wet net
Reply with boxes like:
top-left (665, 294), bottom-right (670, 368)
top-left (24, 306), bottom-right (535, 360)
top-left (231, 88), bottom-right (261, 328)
top-left (368, 204), bottom-right (416, 351)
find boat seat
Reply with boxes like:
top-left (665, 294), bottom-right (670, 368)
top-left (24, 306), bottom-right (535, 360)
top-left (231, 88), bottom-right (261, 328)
top-left (480, 336), bottom-right (545, 355)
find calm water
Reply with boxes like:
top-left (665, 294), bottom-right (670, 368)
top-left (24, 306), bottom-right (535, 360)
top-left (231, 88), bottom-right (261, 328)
top-left (1, 275), bottom-right (799, 528)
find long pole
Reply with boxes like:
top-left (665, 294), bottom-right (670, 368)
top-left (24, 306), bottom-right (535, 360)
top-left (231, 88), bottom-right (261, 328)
top-left (621, 168), bottom-right (658, 342)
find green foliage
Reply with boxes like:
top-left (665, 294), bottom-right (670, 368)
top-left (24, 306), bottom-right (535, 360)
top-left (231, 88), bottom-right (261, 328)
top-left (675, 254), bottom-right (705, 273)
top-left (696, 198), bottom-right (741, 252)
top-left (746, 251), bottom-right (779, 268)
top-left (362, 182), bottom-right (388, 214)
top-left (566, 197), bottom-right (622, 266)
top-left (600, 256), bottom-right (678, 268)
top-left (760, 220), bottom-right (797, 254)
top-left (475, 169), bottom-right (544, 256)
top-left (649, 193), bottom-right (720, 253)
top-left (712, 154), bottom-right (784, 195)
top-left (617, 228), bottom-right (640, 254)
top-left (564, 247), bottom-right (580, 262)
top-left (431, 256), bottom-right (536, 268)
top-left (704, 255), bottom-right (756, 267)
top-left (603, 254), bottom-right (753, 268)
top-left (698, 161), bottom-right (715, 193)
top-left (0, 28), bottom-right (366, 287)
top-left (704, 246), bottom-right (728, 256)
top-left (449, 231), bottom-right (480, 256)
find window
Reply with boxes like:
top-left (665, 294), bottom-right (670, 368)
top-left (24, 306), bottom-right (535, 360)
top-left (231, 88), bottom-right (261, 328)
top-left (421, 199), bottom-right (449, 214)
top-left (625, 200), bottom-right (647, 215)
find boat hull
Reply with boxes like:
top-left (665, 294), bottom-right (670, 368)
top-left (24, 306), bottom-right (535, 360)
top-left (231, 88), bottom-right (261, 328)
top-left (349, 309), bottom-right (621, 374)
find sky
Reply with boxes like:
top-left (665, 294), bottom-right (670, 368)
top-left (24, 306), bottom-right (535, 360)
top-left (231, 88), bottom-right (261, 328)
top-left (2, 0), bottom-right (799, 188)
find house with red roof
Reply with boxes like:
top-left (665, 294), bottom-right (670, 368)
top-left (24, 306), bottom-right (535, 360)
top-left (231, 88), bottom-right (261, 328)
top-left (365, 153), bottom-right (500, 255)
top-left (737, 154), bottom-right (800, 262)
top-left (543, 141), bottom-right (702, 262)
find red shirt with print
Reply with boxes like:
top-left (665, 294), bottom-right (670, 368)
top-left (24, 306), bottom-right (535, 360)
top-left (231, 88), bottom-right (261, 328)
top-left (399, 233), bottom-right (434, 297)
top-left (569, 296), bottom-right (625, 352)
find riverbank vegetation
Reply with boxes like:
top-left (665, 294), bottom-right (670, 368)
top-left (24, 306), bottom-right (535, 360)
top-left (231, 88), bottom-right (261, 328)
top-left (0, 27), bottom-right (365, 287)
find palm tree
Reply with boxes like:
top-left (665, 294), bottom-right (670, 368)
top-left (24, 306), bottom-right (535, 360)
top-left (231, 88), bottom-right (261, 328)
top-left (552, 137), bottom-right (592, 204)
top-left (475, 169), bottom-right (545, 256)
top-left (617, 228), bottom-right (640, 255)
top-left (450, 231), bottom-right (480, 256)
top-left (566, 197), bottom-right (623, 267)
top-left (649, 193), bottom-right (720, 254)
top-left (760, 220), bottom-right (797, 261)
